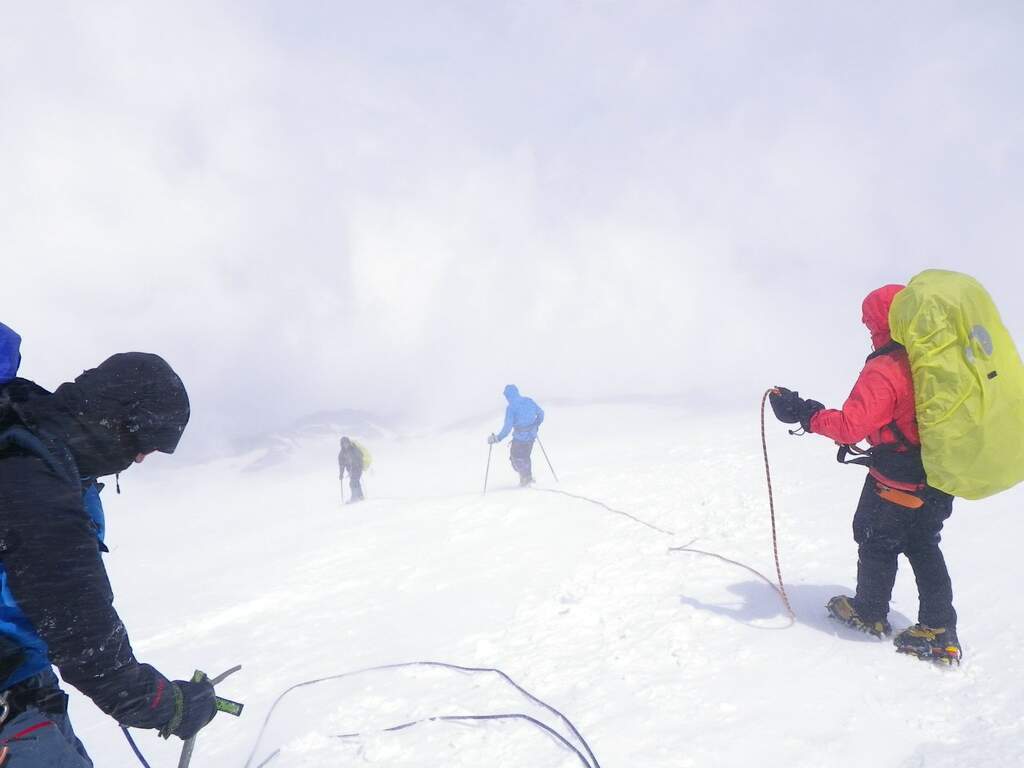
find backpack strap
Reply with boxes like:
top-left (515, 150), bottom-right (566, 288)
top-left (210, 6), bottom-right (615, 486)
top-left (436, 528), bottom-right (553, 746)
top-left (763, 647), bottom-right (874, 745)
top-left (836, 443), bottom-right (873, 468)
top-left (865, 341), bottom-right (904, 362)
top-left (860, 342), bottom-right (920, 452)
top-left (0, 385), bottom-right (81, 488)
top-left (884, 418), bottom-right (915, 451)
top-left (0, 425), bottom-right (81, 487)
top-left (809, 332), bottom-right (923, 483)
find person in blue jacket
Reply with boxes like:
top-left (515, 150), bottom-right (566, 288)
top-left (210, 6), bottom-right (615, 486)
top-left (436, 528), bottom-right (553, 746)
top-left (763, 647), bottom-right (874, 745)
top-left (0, 322), bottom-right (21, 384)
top-left (488, 385), bottom-right (544, 486)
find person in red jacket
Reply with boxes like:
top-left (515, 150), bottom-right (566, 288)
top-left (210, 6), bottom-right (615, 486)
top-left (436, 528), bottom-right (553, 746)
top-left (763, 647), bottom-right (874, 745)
top-left (770, 284), bottom-right (962, 664)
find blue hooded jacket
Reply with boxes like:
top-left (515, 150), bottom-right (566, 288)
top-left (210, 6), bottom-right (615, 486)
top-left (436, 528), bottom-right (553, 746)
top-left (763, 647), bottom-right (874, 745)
top-left (495, 385), bottom-right (544, 442)
top-left (0, 323), bottom-right (21, 384)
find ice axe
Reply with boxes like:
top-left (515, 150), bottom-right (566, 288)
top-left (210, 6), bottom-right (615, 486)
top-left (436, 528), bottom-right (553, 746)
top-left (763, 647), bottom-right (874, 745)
top-left (178, 665), bottom-right (244, 768)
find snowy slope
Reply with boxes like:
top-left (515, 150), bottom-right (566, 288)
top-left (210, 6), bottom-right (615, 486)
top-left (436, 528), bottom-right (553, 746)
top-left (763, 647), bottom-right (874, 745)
top-left (70, 401), bottom-right (1024, 767)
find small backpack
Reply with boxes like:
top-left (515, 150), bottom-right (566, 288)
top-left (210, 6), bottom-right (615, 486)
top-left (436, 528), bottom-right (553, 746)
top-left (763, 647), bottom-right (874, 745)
top-left (0, 322), bottom-right (20, 385)
top-left (889, 269), bottom-right (1024, 499)
top-left (355, 441), bottom-right (373, 471)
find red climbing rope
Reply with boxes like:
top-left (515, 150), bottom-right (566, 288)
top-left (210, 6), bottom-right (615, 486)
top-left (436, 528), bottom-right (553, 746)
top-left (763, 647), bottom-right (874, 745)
top-left (761, 389), bottom-right (795, 619)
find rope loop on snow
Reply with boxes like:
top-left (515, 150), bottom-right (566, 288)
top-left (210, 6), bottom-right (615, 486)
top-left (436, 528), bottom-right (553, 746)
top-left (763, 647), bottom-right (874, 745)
top-left (243, 661), bottom-right (600, 768)
top-left (668, 539), bottom-right (795, 628)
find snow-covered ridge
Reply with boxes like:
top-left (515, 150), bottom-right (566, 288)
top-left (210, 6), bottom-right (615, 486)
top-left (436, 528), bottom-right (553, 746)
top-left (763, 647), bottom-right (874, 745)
top-left (229, 409), bottom-right (393, 472)
top-left (82, 401), bottom-right (1024, 767)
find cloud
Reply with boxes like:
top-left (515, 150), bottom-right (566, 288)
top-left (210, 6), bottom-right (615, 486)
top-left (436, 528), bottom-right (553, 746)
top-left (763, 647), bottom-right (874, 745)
top-left (2, 2), bottom-right (1023, 453)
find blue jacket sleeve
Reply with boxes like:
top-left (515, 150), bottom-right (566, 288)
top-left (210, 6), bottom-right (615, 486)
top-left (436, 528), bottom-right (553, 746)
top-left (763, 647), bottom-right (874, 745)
top-left (533, 404), bottom-right (544, 428)
top-left (495, 406), bottom-right (514, 441)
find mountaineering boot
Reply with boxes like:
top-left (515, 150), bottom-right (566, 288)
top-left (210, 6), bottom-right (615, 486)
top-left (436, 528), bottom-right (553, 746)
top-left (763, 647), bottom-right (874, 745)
top-left (519, 474), bottom-right (534, 487)
top-left (893, 624), bottom-right (962, 665)
top-left (826, 595), bottom-right (892, 638)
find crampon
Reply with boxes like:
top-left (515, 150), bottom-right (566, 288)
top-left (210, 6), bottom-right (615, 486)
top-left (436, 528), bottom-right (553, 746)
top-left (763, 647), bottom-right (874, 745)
top-left (894, 624), bottom-right (962, 666)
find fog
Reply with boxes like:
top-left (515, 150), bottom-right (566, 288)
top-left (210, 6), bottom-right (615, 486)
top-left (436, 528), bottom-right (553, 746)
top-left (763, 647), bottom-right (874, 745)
top-left (3, 2), bottom-right (1022, 455)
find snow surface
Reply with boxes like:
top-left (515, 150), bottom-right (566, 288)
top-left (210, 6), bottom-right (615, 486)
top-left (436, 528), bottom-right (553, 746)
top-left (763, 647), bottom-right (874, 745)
top-left (69, 402), bottom-right (1024, 767)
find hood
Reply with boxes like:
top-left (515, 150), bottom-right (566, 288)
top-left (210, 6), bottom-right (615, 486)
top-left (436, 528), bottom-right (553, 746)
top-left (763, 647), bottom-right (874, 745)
top-left (0, 322), bottom-right (21, 384)
top-left (503, 384), bottom-right (520, 403)
top-left (14, 352), bottom-right (190, 478)
top-left (861, 284), bottom-right (905, 350)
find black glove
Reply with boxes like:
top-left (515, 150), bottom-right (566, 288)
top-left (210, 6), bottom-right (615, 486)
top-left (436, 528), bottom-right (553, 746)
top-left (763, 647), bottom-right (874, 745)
top-left (769, 387), bottom-right (825, 432)
top-left (160, 678), bottom-right (217, 741)
top-left (487, 433), bottom-right (498, 445)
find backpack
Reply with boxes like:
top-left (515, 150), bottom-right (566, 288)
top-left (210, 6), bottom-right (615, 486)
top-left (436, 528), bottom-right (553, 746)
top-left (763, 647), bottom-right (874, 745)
top-left (889, 269), bottom-right (1024, 499)
top-left (355, 441), bottom-right (373, 471)
top-left (0, 380), bottom-right (81, 488)
top-left (0, 322), bottom-right (20, 385)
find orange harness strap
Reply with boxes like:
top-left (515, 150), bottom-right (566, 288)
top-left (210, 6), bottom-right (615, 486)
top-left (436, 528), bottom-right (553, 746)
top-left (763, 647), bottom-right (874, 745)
top-left (876, 483), bottom-right (925, 509)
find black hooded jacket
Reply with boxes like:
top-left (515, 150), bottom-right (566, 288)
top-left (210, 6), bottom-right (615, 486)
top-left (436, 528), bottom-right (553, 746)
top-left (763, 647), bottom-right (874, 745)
top-left (338, 439), bottom-right (364, 477)
top-left (0, 353), bottom-right (189, 729)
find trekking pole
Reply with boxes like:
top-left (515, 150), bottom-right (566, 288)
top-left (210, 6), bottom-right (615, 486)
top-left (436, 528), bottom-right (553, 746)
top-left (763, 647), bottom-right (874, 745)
top-left (483, 443), bottom-right (493, 494)
top-left (178, 665), bottom-right (245, 768)
top-left (536, 437), bottom-right (559, 483)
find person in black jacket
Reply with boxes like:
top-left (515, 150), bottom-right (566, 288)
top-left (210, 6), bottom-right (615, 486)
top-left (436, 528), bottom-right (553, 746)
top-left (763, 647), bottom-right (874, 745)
top-left (338, 436), bottom-right (364, 503)
top-left (0, 353), bottom-right (217, 764)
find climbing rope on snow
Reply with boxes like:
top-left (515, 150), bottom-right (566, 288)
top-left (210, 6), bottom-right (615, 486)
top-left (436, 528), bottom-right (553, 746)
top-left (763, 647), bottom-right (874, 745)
top-left (760, 389), bottom-right (795, 619)
top-left (243, 661), bottom-right (601, 768)
top-left (531, 487), bottom-right (675, 536)
top-left (534, 484), bottom-right (796, 621)
top-left (669, 539), bottom-right (795, 627)
top-left (327, 712), bottom-right (593, 768)
top-left (665, 392), bottom-right (796, 623)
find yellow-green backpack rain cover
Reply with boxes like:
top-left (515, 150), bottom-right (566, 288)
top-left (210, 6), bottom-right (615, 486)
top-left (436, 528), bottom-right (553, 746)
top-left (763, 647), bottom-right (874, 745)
top-left (356, 441), bottom-right (373, 471)
top-left (889, 269), bottom-right (1024, 499)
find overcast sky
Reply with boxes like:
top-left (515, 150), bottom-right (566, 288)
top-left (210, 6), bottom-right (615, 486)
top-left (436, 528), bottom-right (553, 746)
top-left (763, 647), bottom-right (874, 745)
top-left (3, 2), bottom-right (1023, 455)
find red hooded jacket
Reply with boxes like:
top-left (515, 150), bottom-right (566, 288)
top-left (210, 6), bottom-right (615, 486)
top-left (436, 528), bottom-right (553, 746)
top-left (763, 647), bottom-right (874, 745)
top-left (807, 284), bottom-right (923, 490)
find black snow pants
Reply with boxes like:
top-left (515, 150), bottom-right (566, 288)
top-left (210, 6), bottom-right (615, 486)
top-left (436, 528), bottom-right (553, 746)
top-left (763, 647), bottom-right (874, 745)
top-left (851, 476), bottom-right (956, 629)
top-left (341, 466), bottom-right (364, 502)
top-left (348, 466), bottom-right (364, 501)
top-left (510, 439), bottom-right (534, 485)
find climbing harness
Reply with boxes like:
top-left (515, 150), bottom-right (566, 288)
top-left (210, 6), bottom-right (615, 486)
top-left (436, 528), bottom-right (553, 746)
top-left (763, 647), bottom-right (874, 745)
top-left (243, 661), bottom-right (600, 768)
top-left (0, 691), bottom-right (8, 767)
